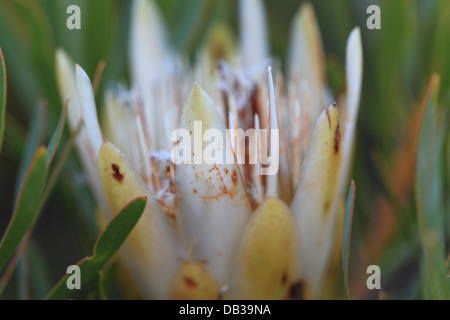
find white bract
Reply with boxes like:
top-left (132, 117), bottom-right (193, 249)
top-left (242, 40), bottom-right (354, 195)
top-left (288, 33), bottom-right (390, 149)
top-left (56, 0), bottom-right (362, 299)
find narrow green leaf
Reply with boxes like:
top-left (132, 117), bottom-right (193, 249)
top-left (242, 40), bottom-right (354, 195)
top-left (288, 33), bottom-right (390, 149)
top-left (446, 254), bottom-right (450, 278)
top-left (0, 147), bottom-right (48, 274)
top-left (13, 0), bottom-right (60, 116)
top-left (40, 121), bottom-right (82, 213)
top-left (342, 180), bottom-right (356, 300)
top-left (0, 47), bottom-right (6, 155)
top-left (0, 2), bottom-right (40, 110)
top-left (45, 196), bottom-right (147, 300)
top-left (28, 241), bottom-right (52, 300)
top-left (98, 262), bottom-right (118, 300)
top-left (173, 0), bottom-right (215, 53)
top-left (46, 99), bottom-right (68, 166)
top-left (0, 122), bottom-right (81, 296)
top-left (15, 101), bottom-right (46, 199)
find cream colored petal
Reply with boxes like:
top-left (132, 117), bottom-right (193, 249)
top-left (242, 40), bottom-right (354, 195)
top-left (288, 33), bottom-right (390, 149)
top-left (175, 85), bottom-right (252, 286)
top-left (168, 262), bottom-right (220, 300)
top-left (345, 27), bottom-right (362, 124)
top-left (265, 66), bottom-right (279, 198)
top-left (290, 104), bottom-right (342, 296)
top-left (288, 3), bottom-right (327, 131)
top-left (129, 0), bottom-right (169, 85)
top-left (56, 51), bottom-right (106, 211)
top-left (55, 49), bottom-right (81, 130)
top-left (98, 141), bottom-right (180, 299)
top-left (76, 64), bottom-right (103, 157)
top-left (338, 27), bottom-right (363, 197)
top-left (232, 198), bottom-right (296, 300)
top-left (239, 0), bottom-right (269, 72)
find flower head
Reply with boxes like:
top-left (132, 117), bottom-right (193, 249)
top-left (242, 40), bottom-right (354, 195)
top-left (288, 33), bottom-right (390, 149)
top-left (56, 0), bottom-right (362, 299)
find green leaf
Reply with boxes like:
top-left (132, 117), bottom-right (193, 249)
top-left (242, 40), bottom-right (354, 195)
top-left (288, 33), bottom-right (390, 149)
top-left (98, 262), bottom-right (118, 300)
top-left (46, 99), bottom-right (68, 166)
top-left (13, 0), bottom-right (59, 116)
top-left (0, 121), bottom-right (80, 296)
top-left (342, 180), bottom-right (355, 300)
top-left (415, 75), bottom-right (449, 299)
top-left (0, 147), bottom-right (48, 274)
top-left (173, 0), bottom-right (215, 53)
top-left (0, 2), bottom-right (40, 110)
top-left (28, 241), bottom-right (52, 300)
top-left (14, 101), bottom-right (46, 199)
top-left (45, 196), bottom-right (147, 300)
top-left (0, 47), bottom-right (6, 155)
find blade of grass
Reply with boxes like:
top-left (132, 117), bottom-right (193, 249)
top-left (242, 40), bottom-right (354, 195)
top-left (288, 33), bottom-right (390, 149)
top-left (28, 241), bottom-right (52, 299)
top-left (446, 254), bottom-right (449, 278)
top-left (342, 180), bottom-right (356, 300)
top-left (0, 2), bottom-right (40, 110)
top-left (46, 99), bottom-right (68, 166)
top-left (14, 0), bottom-right (60, 117)
top-left (0, 47), bottom-right (6, 155)
top-left (415, 74), bottom-right (449, 299)
top-left (0, 121), bottom-right (81, 295)
top-left (3, 113), bottom-right (26, 161)
top-left (92, 61), bottom-right (106, 95)
top-left (173, 0), bottom-right (215, 53)
top-left (0, 147), bottom-right (48, 274)
top-left (45, 196), bottom-right (147, 300)
top-left (40, 121), bottom-right (82, 212)
top-left (14, 100), bottom-right (46, 199)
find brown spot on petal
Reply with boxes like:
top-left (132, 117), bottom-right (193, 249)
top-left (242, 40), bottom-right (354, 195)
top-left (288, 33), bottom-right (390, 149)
top-left (112, 164), bottom-right (124, 182)
top-left (324, 201), bottom-right (330, 212)
top-left (289, 280), bottom-right (306, 300)
top-left (281, 272), bottom-right (287, 285)
top-left (183, 277), bottom-right (197, 288)
top-left (334, 124), bottom-right (341, 154)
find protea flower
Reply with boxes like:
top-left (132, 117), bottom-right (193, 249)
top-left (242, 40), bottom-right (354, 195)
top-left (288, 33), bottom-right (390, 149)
top-left (56, 0), bottom-right (362, 299)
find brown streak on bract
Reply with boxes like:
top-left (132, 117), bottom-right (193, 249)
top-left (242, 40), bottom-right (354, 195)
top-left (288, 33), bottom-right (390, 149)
top-left (325, 107), bottom-right (331, 130)
top-left (334, 124), bottom-right (341, 154)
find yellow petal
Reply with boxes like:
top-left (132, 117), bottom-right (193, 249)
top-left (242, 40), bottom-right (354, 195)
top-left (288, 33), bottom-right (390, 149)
top-left (203, 22), bottom-right (236, 74)
top-left (98, 140), bottom-right (179, 299)
top-left (169, 262), bottom-right (220, 300)
top-left (232, 198), bottom-right (296, 299)
top-left (290, 103), bottom-right (341, 295)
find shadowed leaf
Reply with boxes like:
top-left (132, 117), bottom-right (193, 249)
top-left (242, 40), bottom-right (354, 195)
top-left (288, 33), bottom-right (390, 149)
top-left (416, 75), bottom-right (449, 299)
top-left (0, 147), bottom-right (48, 274)
top-left (46, 99), bottom-right (68, 166)
top-left (45, 196), bottom-right (147, 300)
top-left (0, 47), bottom-right (6, 155)
top-left (14, 101), bottom-right (46, 198)
top-left (342, 180), bottom-right (355, 300)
